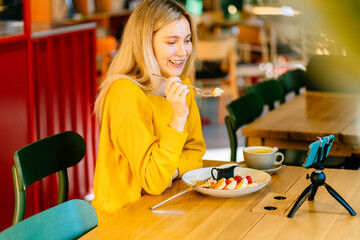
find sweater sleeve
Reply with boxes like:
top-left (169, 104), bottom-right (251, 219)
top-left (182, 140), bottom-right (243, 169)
top-left (177, 78), bottom-right (206, 177)
top-left (106, 79), bottom-right (187, 195)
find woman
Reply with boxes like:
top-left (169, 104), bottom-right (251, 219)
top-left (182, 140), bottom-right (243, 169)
top-left (92, 0), bottom-right (206, 222)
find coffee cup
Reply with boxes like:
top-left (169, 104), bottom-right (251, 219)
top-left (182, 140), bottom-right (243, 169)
top-left (211, 163), bottom-right (237, 181)
top-left (243, 146), bottom-right (284, 170)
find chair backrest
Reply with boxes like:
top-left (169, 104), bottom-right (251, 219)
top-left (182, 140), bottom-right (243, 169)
top-left (245, 79), bottom-right (285, 110)
top-left (237, 25), bottom-right (265, 45)
top-left (194, 37), bottom-right (237, 87)
top-left (225, 93), bottom-right (264, 162)
top-left (12, 131), bottom-right (86, 224)
top-left (279, 69), bottom-right (307, 95)
top-left (196, 37), bottom-right (237, 61)
top-left (194, 37), bottom-right (237, 83)
top-left (192, 37), bottom-right (239, 124)
top-left (0, 199), bottom-right (97, 240)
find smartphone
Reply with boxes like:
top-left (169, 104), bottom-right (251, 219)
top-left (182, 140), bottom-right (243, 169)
top-left (302, 139), bottom-right (322, 168)
top-left (319, 135), bottom-right (335, 162)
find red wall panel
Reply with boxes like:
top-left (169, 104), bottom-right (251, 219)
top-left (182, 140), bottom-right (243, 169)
top-left (0, 40), bottom-right (31, 230)
top-left (30, 29), bottom-right (98, 215)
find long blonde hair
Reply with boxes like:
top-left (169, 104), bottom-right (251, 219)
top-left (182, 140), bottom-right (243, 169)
top-left (94, 0), bottom-right (197, 120)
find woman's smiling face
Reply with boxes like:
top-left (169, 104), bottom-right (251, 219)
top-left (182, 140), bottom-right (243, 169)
top-left (153, 16), bottom-right (193, 78)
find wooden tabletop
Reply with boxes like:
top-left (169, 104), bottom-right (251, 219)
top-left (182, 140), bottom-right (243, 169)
top-left (242, 91), bottom-right (360, 156)
top-left (81, 160), bottom-right (360, 240)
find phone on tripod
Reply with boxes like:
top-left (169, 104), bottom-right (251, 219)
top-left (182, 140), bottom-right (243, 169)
top-left (319, 135), bottom-right (334, 163)
top-left (302, 135), bottom-right (335, 168)
top-left (288, 135), bottom-right (355, 218)
top-left (302, 139), bottom-right (322, 168)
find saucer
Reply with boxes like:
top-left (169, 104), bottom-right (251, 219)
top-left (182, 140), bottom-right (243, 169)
top-left (238, 162), bottom-right (283, 174)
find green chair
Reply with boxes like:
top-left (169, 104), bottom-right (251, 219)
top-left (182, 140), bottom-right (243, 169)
top-left (245, 79), bottom-right (285, 110)
top-left (225, 93), bottom-right (264, 162)
top-left (12, 131), bottom-right (86, 225)
top-left (278, 69), bottom-right (307, 95)
top-left (0, 199), bottom-right (97, 240)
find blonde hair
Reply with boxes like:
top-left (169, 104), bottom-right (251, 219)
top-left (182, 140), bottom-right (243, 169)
top-left (94, 0), bottom-right (197, 120)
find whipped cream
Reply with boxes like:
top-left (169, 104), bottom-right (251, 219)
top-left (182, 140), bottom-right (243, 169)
top-left (212, 87), bottom-right (224, 97)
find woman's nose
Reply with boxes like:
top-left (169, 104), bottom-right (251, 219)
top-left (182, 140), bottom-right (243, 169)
top-left (176, 44), bottom-right (186, 56)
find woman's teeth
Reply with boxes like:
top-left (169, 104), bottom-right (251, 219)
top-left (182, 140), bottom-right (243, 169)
top-left (169, 60), bottom-right (183, 65)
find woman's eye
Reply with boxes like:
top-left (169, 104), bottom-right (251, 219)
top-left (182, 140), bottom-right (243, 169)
top-left (167, 42), bottom-right (176, 45)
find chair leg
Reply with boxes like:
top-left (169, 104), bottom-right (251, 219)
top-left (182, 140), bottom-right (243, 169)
top-left (12, 166), bottom-right (25, 225)
top-left (243, 44), bottom-right (251, 63)
top-left (217, 95), bottom-right (225, 125)
top-left (261, 45), bottom-right (269, 63)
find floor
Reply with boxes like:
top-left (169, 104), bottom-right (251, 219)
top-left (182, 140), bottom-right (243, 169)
top-left (199, 97), bottom-right (245, 162)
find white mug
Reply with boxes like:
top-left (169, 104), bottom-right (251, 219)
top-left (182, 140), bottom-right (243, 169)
top-left (243, 146), bottom-right (284, 170)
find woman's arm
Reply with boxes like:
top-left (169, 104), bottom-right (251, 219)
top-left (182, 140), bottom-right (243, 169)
top-left (177, 78), bottom-right (206, 177)
top-left (107, 79), bottom-right (188, 195)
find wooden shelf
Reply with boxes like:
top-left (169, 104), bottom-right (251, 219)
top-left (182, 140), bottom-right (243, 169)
top-left (58, 9), bottom-right (132, 25)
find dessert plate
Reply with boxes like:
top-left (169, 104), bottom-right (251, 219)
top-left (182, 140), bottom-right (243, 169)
top-left (182, 166), bottom-right (271, 197)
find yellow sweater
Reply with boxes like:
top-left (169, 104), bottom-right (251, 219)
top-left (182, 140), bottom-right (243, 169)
top-left (92, 77), bottom-right (206, 220)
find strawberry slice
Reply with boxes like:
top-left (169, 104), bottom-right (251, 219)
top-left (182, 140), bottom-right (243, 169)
top-left (225, 179), bottom-right (232, 185)
top-left (246, 175), bottom-right (253, 184)
top-left (234, 175), bottom-right (242, 183)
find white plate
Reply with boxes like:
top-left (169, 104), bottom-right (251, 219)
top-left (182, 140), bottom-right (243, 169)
top-left (182, 166), bottom-right (271, 197)
top-left (238, 162), bottom-right (283, 174)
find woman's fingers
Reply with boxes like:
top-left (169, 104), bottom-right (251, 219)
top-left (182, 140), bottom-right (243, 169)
top-left (173, 84), bottom-right (188, 100)
top-left (179, 87), bottom-right (189, 99)
top-left (165, 77), bottom-right (181, 95)
top-left (164, 76), bottom-right (189, 128)
top-left (165, 77), bottom-right (188, 100)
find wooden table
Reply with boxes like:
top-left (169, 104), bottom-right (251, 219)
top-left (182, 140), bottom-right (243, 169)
top-left (81, 160), bottom-right (360, 240)
top-left (242, 91), bottom-right (360, 156)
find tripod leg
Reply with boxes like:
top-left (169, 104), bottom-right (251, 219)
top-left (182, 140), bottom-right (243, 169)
top-left (308, 185), bottom-right (318, 201)
top-left (287, 184), bottom-right (313, 218)
top-left (324, 183), bottom-right (356, 216)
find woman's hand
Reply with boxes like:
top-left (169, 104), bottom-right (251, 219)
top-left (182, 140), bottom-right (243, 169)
top-left (167, 169), bottom-right (179, 188)
top-left (165, 77), bottom-right (189, 132)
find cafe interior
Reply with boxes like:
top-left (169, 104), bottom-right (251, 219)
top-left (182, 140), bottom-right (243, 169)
top-left (1, 0), bottom-right (360, 239)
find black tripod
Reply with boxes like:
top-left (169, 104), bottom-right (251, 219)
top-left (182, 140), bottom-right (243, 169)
top-left (287, 167), bottom-right (356, 218)
top-left (287, 137), bottom-right (356, 218)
